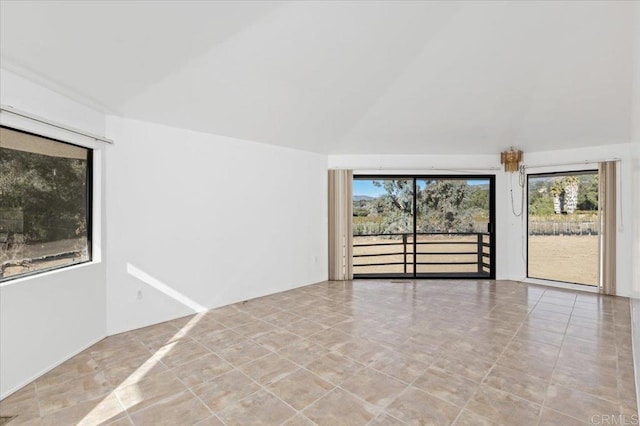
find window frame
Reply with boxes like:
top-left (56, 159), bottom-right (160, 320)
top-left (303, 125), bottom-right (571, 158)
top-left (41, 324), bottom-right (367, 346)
top-left (0, 125), bottom-right (94, 283)
top-left (352, 173), bottom-right (496, 279)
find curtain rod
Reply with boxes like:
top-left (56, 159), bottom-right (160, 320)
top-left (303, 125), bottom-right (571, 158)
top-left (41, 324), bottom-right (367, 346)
top-left (0, 104), bottom-right (114, 144)
top-left (523, 158), bottom-right (621, 169)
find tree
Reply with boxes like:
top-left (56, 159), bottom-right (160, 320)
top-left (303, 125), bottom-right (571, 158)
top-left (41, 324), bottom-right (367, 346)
top-left (0, 148), bottom-right (87, 242)
top-left (370, 180), bottom-right (414, 234)
top-left (420, 180), bottom-right (473, 232)
top-left (561, 176), bottom-right (579, 214)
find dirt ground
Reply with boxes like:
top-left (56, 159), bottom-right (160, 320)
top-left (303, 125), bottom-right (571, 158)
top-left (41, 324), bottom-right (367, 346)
top-left (354, 234), bottom-right (598, 286)
top-left (528, 235), bottom-right (598, 286)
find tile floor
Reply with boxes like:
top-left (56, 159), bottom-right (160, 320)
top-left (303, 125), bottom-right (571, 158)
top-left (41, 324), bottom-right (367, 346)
top-left (1, 280), bottom-right (637, 425)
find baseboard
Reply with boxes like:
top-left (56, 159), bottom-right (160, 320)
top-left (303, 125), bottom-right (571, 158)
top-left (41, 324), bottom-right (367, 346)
top-left (630, 298), bottom-right (640, 415)
top-left (0, 334), bottom-right (106, 401)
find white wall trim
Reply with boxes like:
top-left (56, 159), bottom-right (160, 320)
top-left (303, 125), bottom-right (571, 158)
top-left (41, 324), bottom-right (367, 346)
top-left (0, 334), bottom-right (105, 400)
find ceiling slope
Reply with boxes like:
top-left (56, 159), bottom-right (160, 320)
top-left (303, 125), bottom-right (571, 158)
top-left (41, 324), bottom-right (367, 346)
top-left (1, 1), bottom-right (636, 154)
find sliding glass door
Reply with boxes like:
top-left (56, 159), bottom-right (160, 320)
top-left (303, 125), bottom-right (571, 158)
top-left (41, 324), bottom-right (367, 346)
top-left (352, 175), bottom-right (495, 279)
top-left (527, 170), bottom-right (599, 286)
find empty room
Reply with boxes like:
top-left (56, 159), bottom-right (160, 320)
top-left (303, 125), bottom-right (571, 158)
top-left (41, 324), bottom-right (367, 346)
top-left (1, 1), bottom-right (639, 425)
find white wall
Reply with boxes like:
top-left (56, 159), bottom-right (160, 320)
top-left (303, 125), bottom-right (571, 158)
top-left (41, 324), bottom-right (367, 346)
top-left (104, 117), bottom-right (328, 334)
top-left (329, 145), bottom-right (636, 297)
top-left (0, 69), bottom-right (107, 398)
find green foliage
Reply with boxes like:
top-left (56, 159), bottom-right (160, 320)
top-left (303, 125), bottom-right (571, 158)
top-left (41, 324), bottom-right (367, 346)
top-left (0, 148), bottom-right (87, 242)
top-left (353, 208), bottom-right (369, 217)
top-left (420, 180), bottom-right (475, 232)
top-left (354, 179), bottom-right (489, 235)
top-left (577, 175), bottom-right (598, 211)
top-left (528, 174), bottom-right (598, 216)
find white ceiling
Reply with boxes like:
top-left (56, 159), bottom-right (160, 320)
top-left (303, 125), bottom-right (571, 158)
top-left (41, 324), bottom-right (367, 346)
top-left (1, 1), bottom-right (636, 154)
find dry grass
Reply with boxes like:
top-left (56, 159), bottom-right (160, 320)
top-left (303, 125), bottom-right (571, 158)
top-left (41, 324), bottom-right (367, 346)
top-left (528, 235), bottom-right (598, 286)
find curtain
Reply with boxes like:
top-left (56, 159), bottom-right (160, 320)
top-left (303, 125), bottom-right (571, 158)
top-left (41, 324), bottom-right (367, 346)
top-left (328, 169), bottom-right (353, 280)
top-left (599, 161), bottom-right (617, 295)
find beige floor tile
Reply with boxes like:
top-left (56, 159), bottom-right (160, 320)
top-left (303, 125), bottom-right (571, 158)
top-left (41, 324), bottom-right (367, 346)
top-left (386, 386), bottom-right (461, 425)
top-left (483, 364), bottom-right (548, 405)
top-left (240, 353), bottom-right (299, 385)
top-left (545, 383), bottom-right (621, 423)
top-left (230, 319), bottom-right (275, 339)
top-left (282, 413), bottom-right (316, 426)
top-left (153, 339), bottom-right (210, 369)
top-left (214, 340), bottom-right (271, 366)
top-left (303, 387), bottom-right (378, 425)
top-left (129, 390), bottom-right (210, 425)
top-left (369, 349), bottom-right (430, 383)
top-left (218, 390), bottom-right (296, 425)
top-left (452, 409), bottom-right (496, 426)
top-left (368, 413), bottom-right (405, 425)
top-left (340, 368), bottom-right (408, 408)
top-left (178, 318), bottom-right (227, 339)
top-left (0, 384), bottom-right (39, 418)
top-left (334, 337), bottom-right (388, 365)
top-left (277, 339), bottom-right (329, 366)
top-left (283, 318), bottom-right (328, 337)
top-left (35, 353), bottom-right (100, 391)
top-left (40, 393), bottom-right (126, 426)
top-left (37, 372), bottom-right (113, 416)
top-left (191, 370), bottom-right (261, 413)
top-left (538, 408), bottom-right (587, 425)
top-left (431, 353), bottom-right (495, 383)
top-left (261, 310), bottom-right (302, 328)
top-left (267, 368), bottom-right (334, 410)
top-left (465, 384), bottom-right (541, 424)
top-left (114, 370), bottom-right (186, 414)
top-left (254, 329), bottom-right (301, 351)
top-left (413, 367), bottom-right (478, 407)
top-left (5, 279), bottom-right (636, 426)
top-left (91, 341), bottom-right (151, 365)
top-left (551, 363), bottom-right (619, 403)
top-left (193, 415), bottom-right (224, 426)
top-left (306, 352), bottom-right (364, 386)
top-left (171, 353), bottom-right (234, 387)
top-left (306, 328), bottom-right (352, 351)
top-left (102, 356), bottom-right (168, 388)
top-left (194, 329), bottom-right (247, 352)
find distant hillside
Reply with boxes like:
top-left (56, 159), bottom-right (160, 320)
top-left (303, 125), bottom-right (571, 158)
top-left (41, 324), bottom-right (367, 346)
top-left (353, 195), bottom-right (376, 201)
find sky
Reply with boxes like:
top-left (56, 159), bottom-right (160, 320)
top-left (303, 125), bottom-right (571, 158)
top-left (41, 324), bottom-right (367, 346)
top-left (353, 179), bottom-right (490, 197)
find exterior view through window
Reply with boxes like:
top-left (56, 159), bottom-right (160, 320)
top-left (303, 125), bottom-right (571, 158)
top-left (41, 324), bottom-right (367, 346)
top-left (527, 171), bottom-right (599, 286)
top-left (0, 127), bottom-right (92, 281)
top-left (353, 176), bottom-right (494, 278)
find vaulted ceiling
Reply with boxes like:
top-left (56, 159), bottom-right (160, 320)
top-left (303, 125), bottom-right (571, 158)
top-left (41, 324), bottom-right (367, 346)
top-left (1, 1), bottom-right (637, 154)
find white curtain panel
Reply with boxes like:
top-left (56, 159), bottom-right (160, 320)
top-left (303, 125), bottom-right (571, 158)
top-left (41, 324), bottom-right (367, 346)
top-left (328, 169), bottom-right (353, 281)
top-left (599, 161), bottom-right (617, 296)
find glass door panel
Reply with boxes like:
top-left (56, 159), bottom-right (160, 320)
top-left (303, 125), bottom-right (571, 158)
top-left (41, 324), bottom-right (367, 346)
top-left (415, 178), bottom-right (491, 277)
top-left (352, 178), bottom-right (414, 277)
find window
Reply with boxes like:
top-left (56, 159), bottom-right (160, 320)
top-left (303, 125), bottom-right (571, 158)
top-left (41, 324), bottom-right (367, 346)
top-left (0, 126), bottom-right (92, 282)
top-left (527, 170), bottom-right (599, 286)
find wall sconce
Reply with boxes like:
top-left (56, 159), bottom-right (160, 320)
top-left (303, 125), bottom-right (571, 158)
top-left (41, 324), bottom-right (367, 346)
top-left (500, 148), bottom-right (523, 172)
